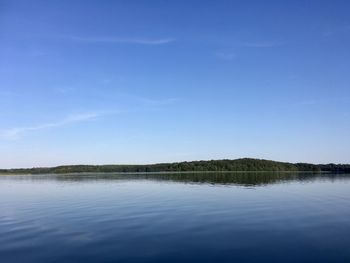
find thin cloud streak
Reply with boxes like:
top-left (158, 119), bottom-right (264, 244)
top-left (323, 24), bottom-right (350, 37)
top-left (137, 97), bottom-right (180, 105)
top-left (215, 51), bottom-right (236, 60)
top-left (110, 92), bottom-right (181, 106)
top-left (299, 97), bottom-right (350, 106)
top-left (240, 41), bottom-right (284, 48)
top-left (69, 36), bottom-right (176, 45)
top-left (0, 113), bottom-right (99, 140)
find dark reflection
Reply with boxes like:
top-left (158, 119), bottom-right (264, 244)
top-left (4, 172), bottom-right (350, 187)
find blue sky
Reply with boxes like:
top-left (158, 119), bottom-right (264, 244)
top-left (1, 0), bottom-right (350, 168)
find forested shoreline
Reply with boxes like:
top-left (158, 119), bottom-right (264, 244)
top-left (1, 158), bottom-right (350, 174)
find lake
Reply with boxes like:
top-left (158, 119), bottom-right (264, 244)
top-left (1, 172), bottom-right (350, 262)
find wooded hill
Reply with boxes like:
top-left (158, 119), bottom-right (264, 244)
top-left (1, 158), bottom-right (350, 174)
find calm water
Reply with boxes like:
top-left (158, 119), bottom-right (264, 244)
top-left (1, 173), bottom-right (350, 263)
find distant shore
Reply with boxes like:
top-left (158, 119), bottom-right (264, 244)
top-left (1, 158), bottom-right (349, 175)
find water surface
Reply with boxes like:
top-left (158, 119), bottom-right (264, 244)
top-left (1, 172), bottom-right (350, 262)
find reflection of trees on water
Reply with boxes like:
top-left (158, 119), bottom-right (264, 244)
top-left (8, 172), bottom-right (350, 187)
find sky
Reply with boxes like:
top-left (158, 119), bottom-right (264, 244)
top-left (1, 0), bottom-right (350, 168)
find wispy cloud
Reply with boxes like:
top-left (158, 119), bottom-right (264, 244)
top-left (137, 97), bottom-right (179, 105)
top-left (0, 91), bottom-right (16, 97)
top-left (323, 24), bottom-right (350, 37)
top-left (0, 112), bottom-right (99, 140)
top-left (29, 50), bottom-right (47, 57)
top-left (53, 86), bottom-right (76, 94)
top-left (111, 92), bottom-right (180, 106)
top-left (68, 36), bottom-right (176, 45)
top-left (241, 41), bottom-right (284, 48)
top-left (214, 40), bottom-right (283, 60)
top-left (215, 51), bottom-right (236, 60)
top-left (299, 97), bottom-right (350, 106)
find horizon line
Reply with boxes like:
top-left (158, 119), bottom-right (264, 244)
top-left (1, 157), bottom-right (349, 170)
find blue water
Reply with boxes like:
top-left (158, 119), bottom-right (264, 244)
top-left (0, 173), bottom-right (350, 262)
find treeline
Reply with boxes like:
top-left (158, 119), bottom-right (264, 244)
top-left (1, 158), bottom-right (350, 174)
